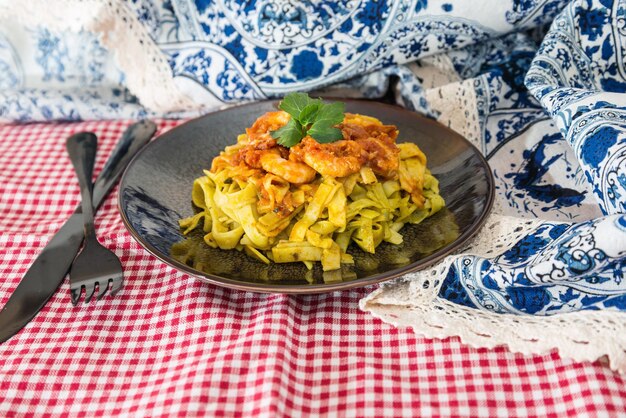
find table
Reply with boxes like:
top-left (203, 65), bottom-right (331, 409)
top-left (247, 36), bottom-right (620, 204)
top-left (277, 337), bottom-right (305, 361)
top-left (1, 120), bottom-right (624, 417)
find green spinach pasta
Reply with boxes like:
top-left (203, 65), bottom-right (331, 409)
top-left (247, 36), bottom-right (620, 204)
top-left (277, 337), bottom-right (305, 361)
top-left (179, 109), bottom-right (444, 271)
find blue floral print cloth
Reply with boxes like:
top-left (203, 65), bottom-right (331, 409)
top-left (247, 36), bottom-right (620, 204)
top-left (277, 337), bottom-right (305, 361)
top-left (1, 0), bottom-right (624, 318)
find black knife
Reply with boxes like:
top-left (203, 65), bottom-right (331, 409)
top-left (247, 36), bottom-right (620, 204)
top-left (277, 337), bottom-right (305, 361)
top-left (0, 120), bottom-right (157, 343)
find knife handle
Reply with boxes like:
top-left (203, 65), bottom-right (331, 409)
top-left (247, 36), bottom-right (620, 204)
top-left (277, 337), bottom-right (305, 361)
top-left (92, 120), bottom-right (157, 209)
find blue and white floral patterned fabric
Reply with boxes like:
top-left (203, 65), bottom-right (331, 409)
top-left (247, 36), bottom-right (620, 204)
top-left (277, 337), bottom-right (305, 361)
top-left (1, 0), bottom-right (573, 119)
top-left (1, 0), bottom-right (625, 364)
top-left (440, 0), bottom-right (626, 317)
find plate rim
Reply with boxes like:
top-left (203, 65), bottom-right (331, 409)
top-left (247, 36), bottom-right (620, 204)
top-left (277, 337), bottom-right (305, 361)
top-left (118, 99), bottom-right (495, 294)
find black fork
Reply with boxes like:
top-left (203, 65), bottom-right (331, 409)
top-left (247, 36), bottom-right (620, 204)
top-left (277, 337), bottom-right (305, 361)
top-left (66, 133), bottom-right (124, 305)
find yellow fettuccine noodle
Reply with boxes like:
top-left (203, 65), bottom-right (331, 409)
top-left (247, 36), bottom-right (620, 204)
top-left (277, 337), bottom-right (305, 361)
top-left (179, 111), bottom-right (445, 271)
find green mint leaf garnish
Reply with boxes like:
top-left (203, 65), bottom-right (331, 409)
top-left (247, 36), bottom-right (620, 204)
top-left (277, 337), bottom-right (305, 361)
top-left (307, 101), bottom-right (344, 143)
top-left (298, 102), bottom-right (322, 126)
top-left (271, 93), bottom-right (345, 147)
top-left (308, 121), bottom-right (344, 143)
top-left (271, 118), bottom-right (305, 148)
top-left (278, 92), bottom-right (315, 119)
top-left (311, 101), bottom-right (345, 126)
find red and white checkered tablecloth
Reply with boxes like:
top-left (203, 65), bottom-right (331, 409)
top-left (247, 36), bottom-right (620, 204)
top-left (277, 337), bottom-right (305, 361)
top-left (0, 119), bottom-right (625, 417)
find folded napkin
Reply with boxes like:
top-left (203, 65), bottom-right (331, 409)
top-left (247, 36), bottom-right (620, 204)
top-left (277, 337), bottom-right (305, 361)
top-left (1, 0), bottom-right (625, 370)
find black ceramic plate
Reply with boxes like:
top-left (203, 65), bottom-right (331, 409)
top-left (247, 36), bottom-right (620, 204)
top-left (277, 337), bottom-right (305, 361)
top-left (119, 100), bottom-right (494, 293)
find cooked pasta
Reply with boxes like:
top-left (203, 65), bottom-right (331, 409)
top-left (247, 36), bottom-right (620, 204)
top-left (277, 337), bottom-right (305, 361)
top-left (179, 110), bottom-right (445, 271)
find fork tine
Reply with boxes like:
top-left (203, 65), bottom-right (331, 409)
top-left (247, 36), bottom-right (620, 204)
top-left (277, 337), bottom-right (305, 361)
top-left (71, 286), bottom-right (83, 306)
top-left (84, 284), bottom-right (97, 304)
top-left (96, 280), bottom-right (109, 301)
top-left (110, 276), bottom-right (124, 296)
